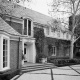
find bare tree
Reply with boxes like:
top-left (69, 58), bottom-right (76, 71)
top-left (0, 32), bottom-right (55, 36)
top-left (15, 0), bottom-right (32, 8)
top-left (48, 0), bottom-right (80, 59)
top-left (0, 0), bottom-right (32, 15)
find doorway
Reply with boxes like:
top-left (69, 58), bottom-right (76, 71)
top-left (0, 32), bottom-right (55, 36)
top-left (24, 45), bottom-right (28, 62)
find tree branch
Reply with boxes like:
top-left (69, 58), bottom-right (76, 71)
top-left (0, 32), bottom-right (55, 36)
top-left (73, 22), bottom-right (80, 32)
top-left (75, 0), bottom-right (80, 14)
top-left (56, 9), bottom-right (72, 14)
top-left (74, 35), bottom-right (80, 43)
top-left (77, 7), bottom-right (80, 12)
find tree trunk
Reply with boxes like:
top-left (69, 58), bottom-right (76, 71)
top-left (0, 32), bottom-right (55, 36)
top-left (70, 11), bottom-right (75, 59)
top-left (70, 36), bottom-right (74, 59)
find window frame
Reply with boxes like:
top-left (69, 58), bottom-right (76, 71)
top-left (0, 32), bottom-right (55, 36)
top-left (66, 33), bottom-right (69, 39)
top-left (57, 31), bottom-right (60, 37)
top-left (52, 46), bottom-right (56, 56)
top-left (23, 18), bottom-right (32, 36)
top-left (46, 27), bottom-right (49, 35)
top-left (0, 35), bottom-right (10, 71)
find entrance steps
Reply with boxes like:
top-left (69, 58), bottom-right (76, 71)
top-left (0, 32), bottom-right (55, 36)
top-left (21, 63), bottom-right (56, 73)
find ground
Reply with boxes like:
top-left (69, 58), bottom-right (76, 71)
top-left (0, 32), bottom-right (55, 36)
top-left (11, 64), bottom-right (80, 80)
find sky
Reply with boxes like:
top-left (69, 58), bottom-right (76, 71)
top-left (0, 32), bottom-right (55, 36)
top-left (17, 0), bottom-right (70, 28)
top-left (18, 0), bottom-right (69, 24)
top-left (31, 0), bottom-right (49, 16)
top-left (19, 0), bottom-right (50, 16)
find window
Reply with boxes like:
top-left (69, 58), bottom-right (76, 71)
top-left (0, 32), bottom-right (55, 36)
top-left (7, 0), bottom-right (12, 1)
top-left (52, 46), bottom-right (56, 56)
top-left (57, 31), bottom-right (60, 37)
top-left (3, 39), bottom-right (8, 68)
top-left (24, 19), bottom-right (32, 36)
top-left (0, 35), bottom-right (10, 71)
top-left (66, 33), bottom-right (69, 39)
top-left (46, 27), bottom-right (49, 35)
top-left (63, 32), bottom-right (64, 38)
top-left (48, 45), bottom-right (56, 56)
top-left (28, 20), bottom-right (31, 36)
top-left (24, 19), bottom-right (27, 35)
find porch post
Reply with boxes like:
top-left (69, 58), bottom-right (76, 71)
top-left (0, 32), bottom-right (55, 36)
top-left (32, 40), bottom-right (36, 63)
top-left (22, 39), bottom-right (24, 65)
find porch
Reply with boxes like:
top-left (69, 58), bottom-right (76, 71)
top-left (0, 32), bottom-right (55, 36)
top-left (22, 38), bottom-right (36, 64)
top-left (21, 62), bottom-right (56, 73)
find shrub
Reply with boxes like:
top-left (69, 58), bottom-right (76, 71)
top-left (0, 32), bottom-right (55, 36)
top-left (48, 57), bottom-right (80, 66)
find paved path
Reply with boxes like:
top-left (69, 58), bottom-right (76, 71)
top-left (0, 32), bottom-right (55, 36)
top-left (12, 64), bottom-right (80, 80)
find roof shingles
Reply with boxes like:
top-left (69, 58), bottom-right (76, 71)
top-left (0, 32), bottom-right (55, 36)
top-left (0, 2), bottom-right (53, 25)
top-left (13, 6), bottom-right (53, 25)
top-left (0, 2), bottom-right (68, 35)
top-left (0, 17), bottom-right (21, 36)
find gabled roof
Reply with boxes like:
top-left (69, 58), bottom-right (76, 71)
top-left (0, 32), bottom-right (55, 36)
top-left (0, 17), bottom-right (21, 36)
top-left (13, 6), bottom-right (53, 25)
top-left (0, 2), bottom-right (53, 25)
top-left (0, 2), bottom-right (69, 32)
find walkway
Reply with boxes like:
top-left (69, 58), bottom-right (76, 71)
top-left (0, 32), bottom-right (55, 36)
top-left (11, 64), bottom-right (80, 80)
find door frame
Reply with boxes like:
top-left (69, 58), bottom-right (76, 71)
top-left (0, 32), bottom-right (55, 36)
top-left (24, 45), bottom-right (28, 62)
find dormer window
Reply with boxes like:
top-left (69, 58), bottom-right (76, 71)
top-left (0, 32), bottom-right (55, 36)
top-left (46, 27), bottom-right (49, 35)
top-left (7, 0), bottom-right (12, 1)
top-left (66, 33), bottom-right (69, 39)
top-left (24, 19), bottom-right (32, 36)
top-left (57, 31), bottom-right (60, 37)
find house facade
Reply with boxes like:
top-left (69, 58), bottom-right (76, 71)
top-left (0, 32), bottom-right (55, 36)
top-left (43, 20), bottom-right (71, 58)
top-left (0, 1), bottom-right (71, 75)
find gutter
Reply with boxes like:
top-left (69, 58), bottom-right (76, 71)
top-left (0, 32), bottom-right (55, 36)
top-left (17, 37), bottom-right (20, 69)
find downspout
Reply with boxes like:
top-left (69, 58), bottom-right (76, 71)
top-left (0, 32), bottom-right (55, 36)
top-left (17, 37), bottom-right (20, 69)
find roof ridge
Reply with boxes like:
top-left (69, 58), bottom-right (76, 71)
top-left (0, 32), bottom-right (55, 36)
top-left (22, 6), bottom-right (52, 18)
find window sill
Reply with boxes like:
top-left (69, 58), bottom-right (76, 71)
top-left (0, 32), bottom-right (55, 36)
top-left (0, 67), bottom-right (10, 73)
top-left (52, 55), bottom-right (56, 56)
top-left (22, 35), bottom-right (33, 37)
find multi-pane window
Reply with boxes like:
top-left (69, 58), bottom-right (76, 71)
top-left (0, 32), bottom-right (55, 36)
top-left (52, 46), bottom-right (56, 56)
top-left (3, 39), bottom-right (8, 68)
top-left (24, 19), bottom-right (32, 36)
top-left (66, 33), bottom-right (69, 39)
top-left (28, 20), bottom-right (31, 36)
top-left (48, 45), bottom-right (56, 56)
top-left (46, 28), bottom-right (49, 35)
top-left (0, 35), bottom-right (10, 71)
top-left (24, 19), bottom-right (27, 35)
top-left (57, 31), bottom-right (60, 37)
top-left (7, 0), bottom-right (12, 1)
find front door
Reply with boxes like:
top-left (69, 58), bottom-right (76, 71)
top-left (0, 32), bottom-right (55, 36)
top-left (24, 47), bottom-right (27, 62)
